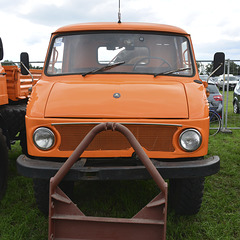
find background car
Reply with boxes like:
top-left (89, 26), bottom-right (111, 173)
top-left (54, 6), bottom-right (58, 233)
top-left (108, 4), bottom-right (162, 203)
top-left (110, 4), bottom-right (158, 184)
top-left (216, 74), bottom-right (239, 90)
top-left (233, 81), bottom-right (240, 114)
top-left (199, 75), bottom-right (209, 82)
top-left (199, 74), bottom-right (216, 83)
top-left (207, 81), bottom-right (223, 116)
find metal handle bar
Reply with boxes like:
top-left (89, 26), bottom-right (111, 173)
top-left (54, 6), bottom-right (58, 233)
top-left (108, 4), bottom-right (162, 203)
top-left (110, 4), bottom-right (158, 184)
top-left (50, 122), bottom-right (167, 194)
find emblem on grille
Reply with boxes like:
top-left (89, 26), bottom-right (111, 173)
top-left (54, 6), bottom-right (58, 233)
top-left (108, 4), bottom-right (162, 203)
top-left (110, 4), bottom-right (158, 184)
top-left (113, 93), bottom-right (121, 98)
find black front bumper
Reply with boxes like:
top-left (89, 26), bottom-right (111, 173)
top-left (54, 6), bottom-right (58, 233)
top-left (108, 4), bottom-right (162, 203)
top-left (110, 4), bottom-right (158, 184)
top-left (16, 155), bottom-right (220, 181)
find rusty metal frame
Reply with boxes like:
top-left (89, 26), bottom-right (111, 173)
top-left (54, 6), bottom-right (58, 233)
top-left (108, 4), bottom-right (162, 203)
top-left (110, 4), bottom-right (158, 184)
top-left (49, 122), bottom-right (168, 240)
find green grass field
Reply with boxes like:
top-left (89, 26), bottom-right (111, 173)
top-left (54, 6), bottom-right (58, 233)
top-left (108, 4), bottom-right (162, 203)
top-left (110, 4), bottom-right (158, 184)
top-left (0, 131), bottom-right (239, 240)
top-left (0, 91), bottom-right (239, 239)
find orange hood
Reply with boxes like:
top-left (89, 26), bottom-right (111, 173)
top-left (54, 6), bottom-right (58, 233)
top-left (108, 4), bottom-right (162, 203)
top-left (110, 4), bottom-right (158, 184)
top-left (44, 81), bottom-right (188, 119)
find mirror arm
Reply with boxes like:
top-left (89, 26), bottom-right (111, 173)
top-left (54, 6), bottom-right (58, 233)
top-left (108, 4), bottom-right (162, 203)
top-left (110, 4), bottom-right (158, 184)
top-left (20, 61), bottom-right (33, 82)
top-left (207, 63), bottom-right (223, 83)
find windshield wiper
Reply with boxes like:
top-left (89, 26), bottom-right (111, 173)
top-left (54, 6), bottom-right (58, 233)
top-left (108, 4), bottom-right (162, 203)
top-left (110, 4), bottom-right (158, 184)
top-left (82, 61), bottom-right (125, 77)
top-left (154, 67), bottom-right (191, 77)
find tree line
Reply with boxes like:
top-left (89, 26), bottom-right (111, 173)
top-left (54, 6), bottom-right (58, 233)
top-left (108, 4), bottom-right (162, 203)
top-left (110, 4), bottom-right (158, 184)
top-left (197, 61), bottom-right (240, 76)
top-left (1, 60), bottom-right (43, 69)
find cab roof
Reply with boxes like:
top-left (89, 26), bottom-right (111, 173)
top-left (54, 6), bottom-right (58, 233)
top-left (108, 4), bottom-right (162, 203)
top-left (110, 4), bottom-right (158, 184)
top-left (54, 22), bottom-right (189, 35)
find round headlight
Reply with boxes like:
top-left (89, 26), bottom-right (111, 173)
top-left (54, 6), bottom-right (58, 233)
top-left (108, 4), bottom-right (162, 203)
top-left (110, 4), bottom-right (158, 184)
top-left (179, 129), bottom-right (202, 152)
top-left (33, 127), bottom-right (55, 150)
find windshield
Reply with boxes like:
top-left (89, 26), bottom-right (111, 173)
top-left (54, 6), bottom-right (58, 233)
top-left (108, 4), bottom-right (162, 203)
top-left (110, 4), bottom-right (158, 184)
top-left (229, 76), bottom-right (238, 81)
top-left (46, 31), bottom-right (194, 76)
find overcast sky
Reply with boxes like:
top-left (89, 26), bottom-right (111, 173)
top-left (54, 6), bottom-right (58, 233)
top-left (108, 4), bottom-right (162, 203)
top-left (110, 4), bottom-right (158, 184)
top-left (1, 0), bottom-right (240, 62)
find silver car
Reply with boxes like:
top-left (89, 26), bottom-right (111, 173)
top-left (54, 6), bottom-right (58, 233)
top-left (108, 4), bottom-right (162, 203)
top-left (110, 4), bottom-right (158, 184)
top-left (217, 75), bottom-right (239, 90)
top-left (233, 81), bottom-right (240, 114)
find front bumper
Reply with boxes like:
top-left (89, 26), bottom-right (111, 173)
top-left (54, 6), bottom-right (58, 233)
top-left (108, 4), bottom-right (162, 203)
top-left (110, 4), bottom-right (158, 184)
top-left (17, 155), bottom-right (220, 180)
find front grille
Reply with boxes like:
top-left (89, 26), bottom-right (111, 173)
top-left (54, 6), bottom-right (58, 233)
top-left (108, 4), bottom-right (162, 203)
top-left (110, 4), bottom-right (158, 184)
top-left (54, 124), bottom-right (177, 152)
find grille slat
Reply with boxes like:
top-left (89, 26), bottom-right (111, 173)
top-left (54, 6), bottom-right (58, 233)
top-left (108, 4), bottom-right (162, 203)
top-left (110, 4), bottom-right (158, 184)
top-left (54, 124), bottom-right (177, 152)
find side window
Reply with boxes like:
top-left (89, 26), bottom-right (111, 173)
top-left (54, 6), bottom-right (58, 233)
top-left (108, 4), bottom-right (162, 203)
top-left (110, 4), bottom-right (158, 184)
top-left (98, 47), bottom-right (124, 64)
top-left (181, 41), bottom-right (191, 67)
top-left (48, 37), bottom-right (64, 74)
top-left (98, 46), bottom-right (149, 65)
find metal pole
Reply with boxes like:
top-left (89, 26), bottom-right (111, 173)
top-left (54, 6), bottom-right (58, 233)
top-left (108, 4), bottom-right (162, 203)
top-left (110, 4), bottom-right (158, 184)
top-left (118, 0), bottom-right (121, 23)
top-left (225, 59), bottom-right (230, 129)
top-left (221, 60), bottom-right (232, 133)
top-left (221, 61), bottom-right (226, 129)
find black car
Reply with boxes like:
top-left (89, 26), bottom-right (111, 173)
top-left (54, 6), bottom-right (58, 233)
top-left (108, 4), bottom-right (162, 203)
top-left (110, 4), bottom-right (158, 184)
top-left (233, 81), bottom-right (240, 114)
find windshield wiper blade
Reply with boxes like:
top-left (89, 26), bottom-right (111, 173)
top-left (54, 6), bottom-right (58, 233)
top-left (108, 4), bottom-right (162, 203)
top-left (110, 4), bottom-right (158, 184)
top-left (82, 61), bottom-right (125, 77)
top-left (154, 67), bottom-right (191, 77)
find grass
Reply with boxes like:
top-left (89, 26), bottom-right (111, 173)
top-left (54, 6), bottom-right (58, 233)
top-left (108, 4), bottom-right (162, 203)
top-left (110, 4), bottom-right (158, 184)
top-left (0, 144), bottom-right (48, 240)
top-left (0, 94), bottom-right (239, 239)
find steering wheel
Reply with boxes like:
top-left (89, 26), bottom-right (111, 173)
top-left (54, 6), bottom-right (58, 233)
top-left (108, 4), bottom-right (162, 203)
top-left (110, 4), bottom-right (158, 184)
top-left (133, 57), bottom-right (171, 71)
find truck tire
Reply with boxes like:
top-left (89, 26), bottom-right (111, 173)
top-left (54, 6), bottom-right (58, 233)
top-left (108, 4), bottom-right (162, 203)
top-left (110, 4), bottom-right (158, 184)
top-left (0, 129), bottom-right (8, 200)
top-left (169, 177), bottom-right (205, 215)
top-left (19, 129), bottom-right (27, 155)
top-left (0, 103), bottom-right (26, 141)
top-left (33, 179), bottom-right (74, 215)
top-left (233, 101), bottom-right (240, 114)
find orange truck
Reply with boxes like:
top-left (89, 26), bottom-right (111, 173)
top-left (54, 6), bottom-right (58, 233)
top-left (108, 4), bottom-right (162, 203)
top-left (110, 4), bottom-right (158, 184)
top-left (17, 22), bottom-right (224, 215)
top-left (0, 37), bottom-right (42, 200)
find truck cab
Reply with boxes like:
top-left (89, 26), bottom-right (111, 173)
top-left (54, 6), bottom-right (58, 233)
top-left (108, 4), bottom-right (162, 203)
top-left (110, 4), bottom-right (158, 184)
top-left (17, 22), bottom-right (222, 215)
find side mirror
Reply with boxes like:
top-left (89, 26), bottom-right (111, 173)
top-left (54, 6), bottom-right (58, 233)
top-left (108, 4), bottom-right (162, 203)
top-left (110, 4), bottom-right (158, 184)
top-left (20, 52), bottom-right (30, 75)
top-left (212, 52), bottom-right (225, 76)
top-left (0, 38), bottom-right (3, 61)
